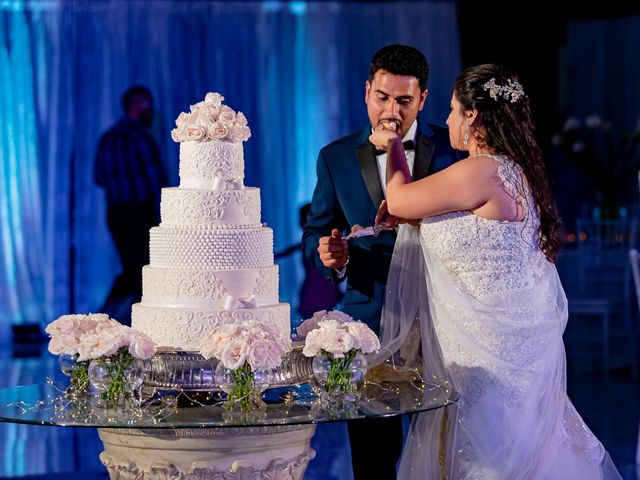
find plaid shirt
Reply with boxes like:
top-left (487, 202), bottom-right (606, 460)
top-left (94, 117), bottom-right (167, 205)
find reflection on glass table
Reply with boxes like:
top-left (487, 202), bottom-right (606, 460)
top-left (0, 379), bottom-right (457, 428)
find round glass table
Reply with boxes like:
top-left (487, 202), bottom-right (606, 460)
top-left (0, 380), bottom-right (457, 479)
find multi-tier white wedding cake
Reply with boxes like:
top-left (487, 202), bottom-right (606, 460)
top-left (131, 92), bottom-right (291, 351)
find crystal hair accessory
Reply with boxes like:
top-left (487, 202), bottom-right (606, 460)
top-left (482, 78), bottom-right (525, 103)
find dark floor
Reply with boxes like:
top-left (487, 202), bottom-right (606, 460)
top-left (0, 335), bottom-right (637, 480)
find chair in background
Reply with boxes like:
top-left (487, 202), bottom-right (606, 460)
top-left (564, 217), bottom-right (638, 381)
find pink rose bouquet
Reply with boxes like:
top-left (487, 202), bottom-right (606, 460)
top-left (199, 321), bottom-right (291, 411)
top-left (45, 313), bottom-right (156, 404)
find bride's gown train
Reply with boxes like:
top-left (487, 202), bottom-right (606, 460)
top-left (389, 155), bottom-right (622, 479)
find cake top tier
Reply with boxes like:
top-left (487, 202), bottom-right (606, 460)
top-left (171, 92), bottom-right (251, 144)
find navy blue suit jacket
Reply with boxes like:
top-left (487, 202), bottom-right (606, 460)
top-left (302, 123), bottom-right (458, 333)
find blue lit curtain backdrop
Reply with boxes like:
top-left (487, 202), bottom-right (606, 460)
top-left (0, 0), bottom-right (461, 327)
top-left (559, 17), bottom-right (640, 131)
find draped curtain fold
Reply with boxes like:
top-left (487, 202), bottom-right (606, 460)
top-left (0, 0), bottom-right (461, 327)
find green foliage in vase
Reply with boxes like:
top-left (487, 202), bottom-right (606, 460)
top-left (93, 348), bottom-right (135, 407)
top-left (323, 350), bottom-right (359, 394)
top-left (70, 356), bottom-right (90, 392)
top-left (223, 362), bottom-right (265, 413)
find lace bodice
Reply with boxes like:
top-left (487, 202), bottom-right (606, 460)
top-left (419, 155), bottom-right (556, 383)
top-left (420, 155), bottom-right (547, 302)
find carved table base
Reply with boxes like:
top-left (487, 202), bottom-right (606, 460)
top-left (98, 425), bottom-right (316, 480)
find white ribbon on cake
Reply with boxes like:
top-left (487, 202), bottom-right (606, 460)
top-left (224, 294), bottom-right (258, 310)
top-left (212, 177), bottom-right (243, 191)
top-left (180, 177), bottom-right (244, 191)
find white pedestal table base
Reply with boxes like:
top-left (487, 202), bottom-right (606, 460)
top-left (98, 424), bottom-right (316, 480)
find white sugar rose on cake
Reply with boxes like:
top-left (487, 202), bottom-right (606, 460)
top-left (131, 92), bottom-right (291, 351)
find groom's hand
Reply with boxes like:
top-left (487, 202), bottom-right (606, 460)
top-left (318, 229), bottom-right (349, 269)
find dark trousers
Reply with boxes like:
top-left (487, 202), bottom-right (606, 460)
top-left (100, 202), bottom-right (157, 324)
top-left (347, 415), bottom-right (404, 480)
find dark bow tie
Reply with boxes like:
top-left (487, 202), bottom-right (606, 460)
top-left (374, 139), bottom-right (415, 156)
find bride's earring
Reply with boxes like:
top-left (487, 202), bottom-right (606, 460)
top-left (462, 125), bottom-right (470, 146)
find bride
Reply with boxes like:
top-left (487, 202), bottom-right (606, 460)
top-left (369, 64), bottom-right (622, 479)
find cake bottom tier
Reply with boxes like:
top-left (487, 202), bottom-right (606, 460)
top-left (131, 303), bottom-right (291, 351)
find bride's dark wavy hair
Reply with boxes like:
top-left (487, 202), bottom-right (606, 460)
top-left (454, 64), bottom-right (562, 261)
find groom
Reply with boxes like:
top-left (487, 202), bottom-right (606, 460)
top-left (302, 44), bottom-right (457, 479)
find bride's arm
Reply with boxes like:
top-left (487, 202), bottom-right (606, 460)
top-left (381, 135), bottom-right (497, 220)
top-left (385, 134), bottom-right (413, 186)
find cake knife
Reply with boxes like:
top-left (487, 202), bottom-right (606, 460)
top-left (343, 223), bottom-right (390, 240)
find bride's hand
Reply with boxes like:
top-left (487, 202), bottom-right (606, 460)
top-left (376, 200), bottom-right (420, 230)
top-left (375, 200), bottom-right (400, 230)
top-left (369, 124), bottom-right (401, 152)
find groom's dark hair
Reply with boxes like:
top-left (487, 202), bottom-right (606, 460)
top-left (369, 44), bottom-right (429, 92)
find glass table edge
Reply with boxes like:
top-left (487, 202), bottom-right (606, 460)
top-left (0, 383), bottom-right (459, 429)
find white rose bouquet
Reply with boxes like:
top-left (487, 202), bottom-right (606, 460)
top-left (171, 92), bottom-right (251, 143)
top-left (199, 321), bottom-right (291, 411)
top-left (45, 313), bottom-right (156, 405)
top-left (46, 313), bottom-right (108, 391)
top-left (300, 311), bottom-right (380, 396)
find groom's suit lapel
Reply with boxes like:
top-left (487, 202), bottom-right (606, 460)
top-left (356, 124), bottom-right (436, 210)
top-left (412, 128), bottom-right (435, 181)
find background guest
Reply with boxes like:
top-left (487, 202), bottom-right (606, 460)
top-left (93, 85), bottom-right (167, 325)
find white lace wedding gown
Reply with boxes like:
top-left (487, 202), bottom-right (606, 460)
top-left (395, 155), bottom-right (622, 479)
